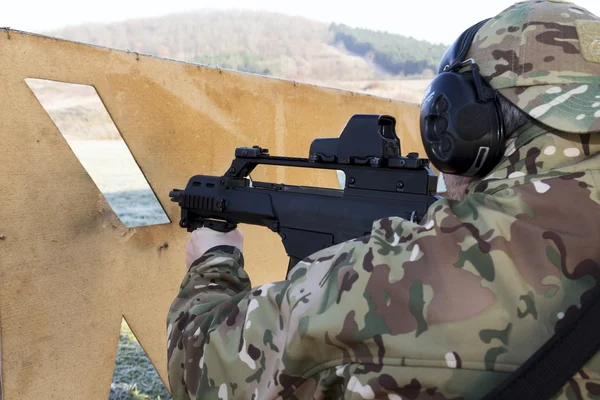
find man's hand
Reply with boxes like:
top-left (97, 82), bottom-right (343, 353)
top-left (186, 227), bottom-right (244, 270)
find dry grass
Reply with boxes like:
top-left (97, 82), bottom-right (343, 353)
top-left (311, 78), bottom-right (432, 104)
top-left (25, 78), bottom-right (122, 140)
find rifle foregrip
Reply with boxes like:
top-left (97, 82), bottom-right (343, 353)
top-left (179, 217), bottom-right (237, 233)
top-left (202, 220), bottom-right (238, 233)
top-left (170, 189), bottom-right (237, 233)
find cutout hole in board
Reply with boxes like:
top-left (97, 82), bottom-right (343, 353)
top-left (25, 78), bottom-right (170, 228)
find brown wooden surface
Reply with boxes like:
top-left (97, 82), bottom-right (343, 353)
top-left (0, 28), bottom-right (423, 399)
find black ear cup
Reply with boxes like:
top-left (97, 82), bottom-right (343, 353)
top-left (420, 18), bottom-right (506, 178)
top-left (423, 94), bottom-right (450, 159)
top-left (420, 69), bottom-right (504, 177)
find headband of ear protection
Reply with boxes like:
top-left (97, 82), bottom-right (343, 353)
top-left (420, 18), bottom-right (506, 178)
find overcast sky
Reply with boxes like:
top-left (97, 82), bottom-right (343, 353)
top-left (3, 0), bottom-right (599, 45)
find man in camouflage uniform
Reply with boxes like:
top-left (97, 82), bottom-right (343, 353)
top-left (167, 1), bottom-right (600, 398)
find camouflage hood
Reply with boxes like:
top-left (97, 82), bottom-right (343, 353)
top-left (467, 0), bottom-right (600, 134)
top-left (471, 119), bottom-right (599, 195)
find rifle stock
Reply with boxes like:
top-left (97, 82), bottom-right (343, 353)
top-left (170, 114), bottom-right (441, 275)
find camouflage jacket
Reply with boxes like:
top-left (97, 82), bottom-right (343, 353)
top-left (167, 124), bottom-right (600, 399)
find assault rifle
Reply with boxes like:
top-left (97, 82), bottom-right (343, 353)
top-left (170, 114), bottom-right (441, 274)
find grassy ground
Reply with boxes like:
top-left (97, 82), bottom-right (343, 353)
top-left (110, 320), bottom-right (172, 400)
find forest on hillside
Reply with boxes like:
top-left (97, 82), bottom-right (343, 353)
top-left (47, 10), bottom-right (448, 82)
top-left (330, 23), bottom-right (447, 76)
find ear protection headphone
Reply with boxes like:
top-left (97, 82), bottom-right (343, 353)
top-left (420, 18), bottom-right (506, 178)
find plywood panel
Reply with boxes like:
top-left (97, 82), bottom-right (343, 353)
top-left (0, 29), bottom-right (424, 399)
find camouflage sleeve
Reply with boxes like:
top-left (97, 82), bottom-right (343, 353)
top-left (165, 237), bottom-right (372, 399)
top-left (166, 245), bottom-right (252, 399)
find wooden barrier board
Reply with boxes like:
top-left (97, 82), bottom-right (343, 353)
top-left (0, 29), bottom-right (424, 399)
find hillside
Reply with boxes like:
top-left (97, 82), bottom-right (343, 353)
top-left (46, 9), bottom-right (445, 94)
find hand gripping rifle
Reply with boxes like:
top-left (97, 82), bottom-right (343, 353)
top-left (170, 114), bottom-right (441, 274)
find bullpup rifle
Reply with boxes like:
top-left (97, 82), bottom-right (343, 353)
top-left (170, 114), bottom-right (441, 274)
